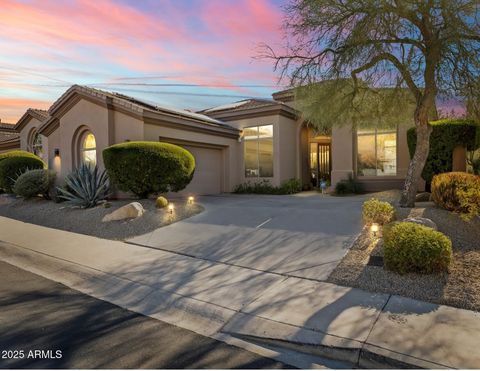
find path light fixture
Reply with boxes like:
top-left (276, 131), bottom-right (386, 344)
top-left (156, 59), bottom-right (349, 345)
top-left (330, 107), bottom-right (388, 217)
top-left (188, 196), bottom-right (194, 204)
top-left (168, 203), bottom-right (174, 214)
top-left (371, 223), bottom-right (379, 237)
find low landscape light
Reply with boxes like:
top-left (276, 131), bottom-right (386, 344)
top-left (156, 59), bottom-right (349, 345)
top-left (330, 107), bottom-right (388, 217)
top-left (168, 203), bottom-right (174, 214)
top-left (188, 196), bottom-right (194, 204)
top-left (370, 223), bottom-right (379, 237)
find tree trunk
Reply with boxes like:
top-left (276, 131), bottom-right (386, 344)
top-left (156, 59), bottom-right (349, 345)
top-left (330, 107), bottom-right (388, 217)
top-left (400, 112), bottom-right (433, 208)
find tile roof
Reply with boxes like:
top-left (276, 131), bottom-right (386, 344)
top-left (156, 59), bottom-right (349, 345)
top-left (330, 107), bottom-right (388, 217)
top-left (201, 99), bottom-right (283, 114)
top-left (48, 85), bottom-right (235, 130)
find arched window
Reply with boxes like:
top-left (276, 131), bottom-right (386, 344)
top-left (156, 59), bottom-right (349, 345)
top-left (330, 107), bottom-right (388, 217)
top-left (28, 129), bottom-right (43, 157)
top-left (80, 132), bottom-right (96, 167)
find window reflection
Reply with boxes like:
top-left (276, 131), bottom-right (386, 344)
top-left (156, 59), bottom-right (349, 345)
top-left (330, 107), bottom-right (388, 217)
top-left (357, 128), bottom-right (397, 176)
top-left (244, 124), bottom-right (273, 177)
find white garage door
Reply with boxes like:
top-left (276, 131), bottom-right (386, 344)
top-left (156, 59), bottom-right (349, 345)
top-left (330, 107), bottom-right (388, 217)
top-left (181, 145), bottom-right (223, 195)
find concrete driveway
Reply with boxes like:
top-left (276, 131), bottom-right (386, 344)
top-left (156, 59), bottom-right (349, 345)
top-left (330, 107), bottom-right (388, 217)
top-left (128, 192), bottom-right (366, 280)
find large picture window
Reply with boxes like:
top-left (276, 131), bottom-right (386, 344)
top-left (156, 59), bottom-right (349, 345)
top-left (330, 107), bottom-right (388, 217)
top-left (357, 127), bottom-right (397, 176)
top-left (80, 132), bottom-right (97, 167)
top-left (244, 124), bottom-right (273, 177)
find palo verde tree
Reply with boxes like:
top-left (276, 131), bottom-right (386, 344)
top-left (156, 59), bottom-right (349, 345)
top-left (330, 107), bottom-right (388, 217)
top-left (263, 0), bottom-right (480, 207)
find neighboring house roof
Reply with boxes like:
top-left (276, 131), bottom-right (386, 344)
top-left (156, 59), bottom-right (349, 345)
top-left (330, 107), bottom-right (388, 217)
top-left (0, 122), bottom-right (16, 132)
top-left (271, 88), bottom-right (295, 103)
top-left (14, 108), bottom-right (50, 132)
top-left (0, 126), bottom-right (20, 151)
top-left (201, 98), bottom-right (298, 121)
top-left (39, 85), bottom-right (239, 138)
top-left (0, 122), bottom-right (19, 143)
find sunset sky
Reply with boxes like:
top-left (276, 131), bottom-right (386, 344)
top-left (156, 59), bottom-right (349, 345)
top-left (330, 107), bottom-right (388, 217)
top-left (0, 0), bottom-right (288, 123)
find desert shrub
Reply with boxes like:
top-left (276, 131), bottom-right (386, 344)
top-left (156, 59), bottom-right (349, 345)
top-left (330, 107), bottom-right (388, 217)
top-left (279, 178), bottom-right (302, 194)
top-left (233, 178), bottom-right (302, 195)
top-left (13, 169), bottom-right (55, 199)
top-left (57, 164), bottom-right (109, 208)
top-left (103, 141), bottom-right (195, 198)
top-left (0, 151), bottom-right (45, 193)
top-left (384, 222), bottom-right (452, 274)
top-left (156, 196), bottom-right (168, 208)
top-left (334, 174), bottom-right (363, 195)
top-left (431, 172), bottom-right (480, 219)
top-left (362, 198), bottom-right (395, 225)
top-left (234, 179), bottom-right (275, 194)
top-left (407, 118), bottom-right (480, 187)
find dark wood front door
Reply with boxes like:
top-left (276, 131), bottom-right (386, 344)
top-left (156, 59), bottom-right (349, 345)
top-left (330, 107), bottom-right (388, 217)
top-left (310, 142), bottom-right (331, 187)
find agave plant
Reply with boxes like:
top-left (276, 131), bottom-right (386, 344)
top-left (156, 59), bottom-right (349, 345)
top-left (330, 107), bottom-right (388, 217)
top-left (57, 164), bottom-right (110, 208)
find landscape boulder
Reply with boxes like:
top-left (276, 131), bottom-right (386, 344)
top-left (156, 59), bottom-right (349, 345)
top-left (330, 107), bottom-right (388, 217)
top-left (102, 202), bottom-right (145, 222)
top-left (415, 192), bottom-right (432, 202)
top-left (403, 217), bottom-right (437, 230)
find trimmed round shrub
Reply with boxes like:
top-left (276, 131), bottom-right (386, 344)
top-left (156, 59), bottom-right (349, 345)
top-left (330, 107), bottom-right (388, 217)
top-left (362, 198), bottom-right (395, 225)
top-left (0, 151), bottom-right (45, 193)
top-left (431, 172), bottom-right (480, 219)
top-left (13, 169), bottom-right (55, 199)
top-left (103, 141), bottom-right (195, 198)
top-left (384, 222), bottom-right (452, 274)
top-left (156, 196), bottom-right (168, 208)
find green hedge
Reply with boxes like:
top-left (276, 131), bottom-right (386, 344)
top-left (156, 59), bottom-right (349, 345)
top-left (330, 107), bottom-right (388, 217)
top-left (233, 178), bottom-right (302, 195)
top-left (384, 222), bottom-right (452, 274)
top-left (103, 141), bottom-right (195, 198)
top-left (431, 172), bottom-right (480, 220)
top-left (407, 118), bottom-right (480, 186)
top-left (0, 151), bottom-right (45, 193)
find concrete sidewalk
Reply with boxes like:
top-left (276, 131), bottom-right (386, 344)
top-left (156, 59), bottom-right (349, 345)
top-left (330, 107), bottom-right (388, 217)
top-left (1, 216), bottom-right (479, 369)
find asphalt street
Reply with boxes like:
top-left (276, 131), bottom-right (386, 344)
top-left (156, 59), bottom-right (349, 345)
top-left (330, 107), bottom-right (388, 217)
top-left (0, 261), bottom-right (292, 369)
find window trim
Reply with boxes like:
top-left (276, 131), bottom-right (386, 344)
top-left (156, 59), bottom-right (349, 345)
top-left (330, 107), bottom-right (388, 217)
top-left (244, 124), bottom-right (274, 178)
top-left (356, 125), bottom-right (398, 177)
top-left (79, 131), bottom-right (97, 167)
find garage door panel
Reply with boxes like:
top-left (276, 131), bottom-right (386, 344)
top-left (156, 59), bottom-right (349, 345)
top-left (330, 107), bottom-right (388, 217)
top-left (181, 146), bottom-right (223, 195)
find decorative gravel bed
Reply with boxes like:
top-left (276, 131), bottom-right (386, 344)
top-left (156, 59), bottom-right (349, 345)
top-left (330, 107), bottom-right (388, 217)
top-left (328, 190), bottom-right (480, 312)
top-left (0, 195), bottom-right (203, 240)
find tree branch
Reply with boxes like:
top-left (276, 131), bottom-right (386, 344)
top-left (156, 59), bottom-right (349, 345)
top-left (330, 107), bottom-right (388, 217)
top-left (351, 52), bottom-right (422, 101)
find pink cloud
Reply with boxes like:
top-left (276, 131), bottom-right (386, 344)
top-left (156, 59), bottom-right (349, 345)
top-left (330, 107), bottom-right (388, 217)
top-left (0, 98), bottom-right (52, 123)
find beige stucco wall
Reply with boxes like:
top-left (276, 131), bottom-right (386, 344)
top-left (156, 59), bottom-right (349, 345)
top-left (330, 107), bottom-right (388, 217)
top-left (331, 125), bottom-right (354, 187)
top-left (114, 110), bottom-right (144, 143)
top-left (19, 117), bottom-right (48, 164)
top-left (221, 114), bottom-right (298, 187)
top-left (55, 98), bottom-right (109, 179)
top-left (45, 98), bottom-right (144, 180)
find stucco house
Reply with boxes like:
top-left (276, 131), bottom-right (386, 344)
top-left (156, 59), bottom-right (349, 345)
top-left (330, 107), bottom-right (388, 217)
top-left (2, 84), bottom-right (464, 195)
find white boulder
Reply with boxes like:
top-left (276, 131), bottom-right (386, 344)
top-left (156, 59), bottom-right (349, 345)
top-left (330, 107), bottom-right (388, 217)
top-left (102, 202), bottom-right (145, 222)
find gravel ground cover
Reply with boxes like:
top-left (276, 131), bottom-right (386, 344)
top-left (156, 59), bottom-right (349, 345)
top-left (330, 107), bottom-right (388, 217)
top-left (328, 190), bottom-right (480, 312)
top-left (0, 195), bottom-right (203, 240)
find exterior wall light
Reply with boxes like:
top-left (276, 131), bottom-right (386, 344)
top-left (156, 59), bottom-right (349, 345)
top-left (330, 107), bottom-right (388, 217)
top-left (168, 203), bottom-right (174, 214)
top-left (54, 148), bottom-right (60, 157)
top-left (371, 223), bottom-right (379, 237)
top-left (188, 196), bottom-right (194, 204)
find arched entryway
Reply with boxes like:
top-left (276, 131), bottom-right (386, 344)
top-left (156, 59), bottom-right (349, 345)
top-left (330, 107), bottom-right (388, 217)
top-left (299, 123), bottom-right (332, 188)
